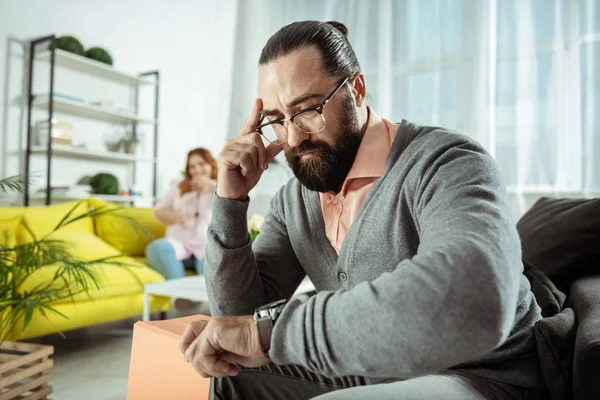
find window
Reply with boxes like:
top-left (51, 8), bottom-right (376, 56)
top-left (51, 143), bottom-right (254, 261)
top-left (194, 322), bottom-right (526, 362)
top-left (580, 0), bottom-right (600, 190)
top-left (258, 0), bottom-right (599, 193)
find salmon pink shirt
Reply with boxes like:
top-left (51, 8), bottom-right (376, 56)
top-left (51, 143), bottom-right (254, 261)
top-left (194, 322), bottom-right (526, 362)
top-left (319, 108), bottom-right (399, 254)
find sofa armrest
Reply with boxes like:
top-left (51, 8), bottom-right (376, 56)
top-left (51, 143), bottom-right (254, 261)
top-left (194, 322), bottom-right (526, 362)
top-left (569, 274), bottom-right (600, 400)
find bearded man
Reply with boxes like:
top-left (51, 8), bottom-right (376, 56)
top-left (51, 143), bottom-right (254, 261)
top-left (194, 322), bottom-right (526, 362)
top-left (180, 20), bottom-right (545, 400)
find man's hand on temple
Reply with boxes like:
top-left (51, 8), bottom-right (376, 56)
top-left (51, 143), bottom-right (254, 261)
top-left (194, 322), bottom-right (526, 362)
top-left (179, 316), bottom-right (270, 378)
top-left (216, 98), bottom-right (282, 201)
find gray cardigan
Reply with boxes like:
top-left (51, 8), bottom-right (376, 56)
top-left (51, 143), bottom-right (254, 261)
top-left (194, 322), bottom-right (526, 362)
top-left (205, 120), bottom-right (545, 388)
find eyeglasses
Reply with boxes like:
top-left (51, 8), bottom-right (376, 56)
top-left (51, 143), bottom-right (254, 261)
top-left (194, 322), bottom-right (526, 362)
top-left (255, 76), bottom-right (351, 145)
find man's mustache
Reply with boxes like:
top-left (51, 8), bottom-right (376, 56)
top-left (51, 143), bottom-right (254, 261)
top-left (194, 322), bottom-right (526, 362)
top-left (287, 141), bottom-right (330, 159)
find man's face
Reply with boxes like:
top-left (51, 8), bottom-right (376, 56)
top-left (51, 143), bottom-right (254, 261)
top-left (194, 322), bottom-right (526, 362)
top-left (258, 46), bottom-right (362, 193)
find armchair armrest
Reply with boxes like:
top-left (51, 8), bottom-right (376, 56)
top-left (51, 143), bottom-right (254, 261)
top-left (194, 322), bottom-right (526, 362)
top-left (569, 274), bottom-right (600, 400)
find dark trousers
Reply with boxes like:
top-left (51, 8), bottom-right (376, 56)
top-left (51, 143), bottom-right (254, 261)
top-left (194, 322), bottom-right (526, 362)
top-left (210, 363), bottom-right (536, 400)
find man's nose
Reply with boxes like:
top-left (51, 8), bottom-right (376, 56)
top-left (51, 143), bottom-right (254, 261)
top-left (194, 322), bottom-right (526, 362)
top-left (286, 123), bottom-right (310, 148)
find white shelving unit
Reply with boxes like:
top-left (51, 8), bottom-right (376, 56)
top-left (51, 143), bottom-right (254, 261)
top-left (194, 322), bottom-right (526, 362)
top-left (32, 95), bottom-right (157, 124)
top-left (25, 35), bottom-right (160, 207)
top-left (35, 49), bottom-right (155, 86)
top-left (29, 144), bottom-right (155, 163)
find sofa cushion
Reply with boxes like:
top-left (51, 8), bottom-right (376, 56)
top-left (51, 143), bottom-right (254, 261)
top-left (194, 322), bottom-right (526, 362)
top-left (569, 275), bottom-right (600, 400)
top-left (90, 198), bottom-right (166, 256)
top-left (18, 200), bottom-right (94, 243)
top-left (534, 307), bottom-right (577, 400)
top-left (131, 256), bottom-right (148, 266)
top-left (0, 207), bottom-right (27, 247)
top-left (19, 231), bottom-right (165, 303)
top-left (0, 215), bottom-right (23, 247)
top-left (517, 197), bottom-right (600, 292)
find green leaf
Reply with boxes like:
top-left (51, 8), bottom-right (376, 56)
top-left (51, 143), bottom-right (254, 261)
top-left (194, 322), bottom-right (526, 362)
top-left (41, 304), bottom-right (68, 319)
top-left (22, 302), bottom-right (35, 333)
top-left (52, 200), bottom-right (83, 232)
top-left (0, 175), bottom-right (25, 193)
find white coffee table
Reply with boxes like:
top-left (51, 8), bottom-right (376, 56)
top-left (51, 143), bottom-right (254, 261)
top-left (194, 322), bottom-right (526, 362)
top-left (143, 275), bottom-right (316, 321)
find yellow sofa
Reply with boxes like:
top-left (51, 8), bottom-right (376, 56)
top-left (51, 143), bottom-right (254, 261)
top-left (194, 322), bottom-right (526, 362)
top-left (0, 198), bottom-right (171, 341)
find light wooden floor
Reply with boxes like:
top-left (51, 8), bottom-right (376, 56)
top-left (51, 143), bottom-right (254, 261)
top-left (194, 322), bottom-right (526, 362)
top-left (30, 306), bottom-right (209, 400)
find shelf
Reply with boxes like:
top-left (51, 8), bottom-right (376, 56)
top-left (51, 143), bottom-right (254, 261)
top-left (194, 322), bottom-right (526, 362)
top-left (30, 193), bottom-right (151, 203)
top-left (29, 145), bottom-right (154, 163)
top-left (32, 94), bottom-right (157, 124)
top-left (35, 49), bottom-right (155, 86)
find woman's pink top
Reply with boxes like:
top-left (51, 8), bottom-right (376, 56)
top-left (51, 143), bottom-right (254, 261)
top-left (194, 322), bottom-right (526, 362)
top-left (153, 183), bottom-right (214, 260)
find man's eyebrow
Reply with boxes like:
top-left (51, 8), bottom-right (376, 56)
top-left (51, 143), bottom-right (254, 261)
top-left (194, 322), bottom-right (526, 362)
top-left (261, 92), bottom-right (324, 118)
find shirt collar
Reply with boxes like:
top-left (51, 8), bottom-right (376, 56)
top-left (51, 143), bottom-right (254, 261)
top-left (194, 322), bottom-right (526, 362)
top-left (344, 107), bottom-right (391, 182)
top-left (320, 107), bottom-right (394, 197)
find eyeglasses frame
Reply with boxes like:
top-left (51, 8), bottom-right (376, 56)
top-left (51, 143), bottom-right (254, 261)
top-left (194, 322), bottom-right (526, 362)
top-left (255, 75), bottom-right (352, 145)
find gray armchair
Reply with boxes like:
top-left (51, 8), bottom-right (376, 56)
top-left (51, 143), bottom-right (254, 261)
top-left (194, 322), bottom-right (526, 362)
top-left (570, 274), bottom-right (600, 400)
top-left (516, 197), bottom-right (600, 400)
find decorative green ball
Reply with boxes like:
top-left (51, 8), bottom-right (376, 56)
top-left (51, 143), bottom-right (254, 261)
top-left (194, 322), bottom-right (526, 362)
top-left (90, 173), bottom-right (120, 195)
top-left (85, 47), bottom-right (113, 65)
top-left (55, 36), bottom-right (85, 56)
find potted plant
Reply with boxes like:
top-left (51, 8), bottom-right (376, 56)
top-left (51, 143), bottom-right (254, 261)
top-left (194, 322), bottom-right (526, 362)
top-left (122, 135), bottom-right (140, 155)
top-left (103, 126), bottom-right (141, 155)
top-left (0, 176), bottom-right (142, 398)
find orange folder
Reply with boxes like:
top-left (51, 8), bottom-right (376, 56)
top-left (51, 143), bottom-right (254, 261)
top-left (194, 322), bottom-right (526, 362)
top-left (127, 314), bottom-right (212, 400)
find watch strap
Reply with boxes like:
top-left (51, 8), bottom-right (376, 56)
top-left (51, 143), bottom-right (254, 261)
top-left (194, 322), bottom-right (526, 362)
top-left (256, 316), bottom-right (273, 353)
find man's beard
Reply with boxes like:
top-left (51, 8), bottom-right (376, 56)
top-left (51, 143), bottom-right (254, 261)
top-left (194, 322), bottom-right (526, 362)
top-left (286, 93), bottom-right (362, 193)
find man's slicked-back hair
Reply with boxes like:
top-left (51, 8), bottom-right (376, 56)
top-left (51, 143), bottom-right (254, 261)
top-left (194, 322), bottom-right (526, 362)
top-left (258, 20), bottom-right (361, 79)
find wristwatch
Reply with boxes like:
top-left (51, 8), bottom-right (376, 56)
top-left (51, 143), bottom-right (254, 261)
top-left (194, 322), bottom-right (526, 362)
top-left (253, 299), bottom-right (287, 353)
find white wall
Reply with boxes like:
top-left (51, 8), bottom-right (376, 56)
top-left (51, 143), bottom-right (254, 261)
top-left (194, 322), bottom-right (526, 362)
top-left (0, 0), bottom-right (238, 205)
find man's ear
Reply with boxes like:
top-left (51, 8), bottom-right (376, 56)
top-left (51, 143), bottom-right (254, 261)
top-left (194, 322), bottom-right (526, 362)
top-left (350, 72), bottom-right (367, 107)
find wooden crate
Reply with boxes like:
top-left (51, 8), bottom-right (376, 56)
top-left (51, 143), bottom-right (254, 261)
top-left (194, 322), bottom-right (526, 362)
top-left (0, 341), bottom-right (53, 400)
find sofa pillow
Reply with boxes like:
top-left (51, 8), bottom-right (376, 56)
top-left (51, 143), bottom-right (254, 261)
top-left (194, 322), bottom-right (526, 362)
top-left (90, 198), bottom-right (166, 256)
top-left (45, 230), bottom-right (121, 260)
top-left (0, 215), bottom-right (23, 247)
top-left (517, 197), bottom-right (600, 291)
top-left (19, 230), bottom-right (165, 303)
top-left (18, 200), bottom-right (94, 243)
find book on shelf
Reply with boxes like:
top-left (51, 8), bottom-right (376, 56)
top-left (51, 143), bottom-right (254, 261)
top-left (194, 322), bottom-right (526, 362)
top-left (35, 119), bottom-right (73, 146)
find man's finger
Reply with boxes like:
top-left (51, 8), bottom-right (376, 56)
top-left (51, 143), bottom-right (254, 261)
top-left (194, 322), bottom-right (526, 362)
top-left (265, 143), bottom-right (284, 166)
top-left (248, 134), bottom-right (270, 170)
top-left (240, 98), bottom-right (263, 136)
top-left (194, 330), bottom-right (236, 377)
top-left (179, 320), bottom-right (209, 354)
top-left (219, 351), bottom-right (252, 367)
top-left (239, 150), bottom-right (256, 177)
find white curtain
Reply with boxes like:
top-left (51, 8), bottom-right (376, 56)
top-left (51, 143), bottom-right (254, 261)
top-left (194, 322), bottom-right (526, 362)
top-left (230, 0), bottom-right (600, 218)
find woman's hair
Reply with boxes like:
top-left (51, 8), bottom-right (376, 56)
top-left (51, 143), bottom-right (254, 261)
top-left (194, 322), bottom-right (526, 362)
top-left (258, 20), bottom-right (360, 80)
top-left (179, 147), bottom-right (217, 195)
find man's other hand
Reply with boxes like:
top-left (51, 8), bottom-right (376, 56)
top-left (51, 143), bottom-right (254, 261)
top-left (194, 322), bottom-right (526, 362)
top-left (179, 316), bottom-right (270, 378)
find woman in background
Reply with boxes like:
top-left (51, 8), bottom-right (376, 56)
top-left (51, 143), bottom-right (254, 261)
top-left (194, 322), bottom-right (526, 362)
top-left (146, 147), bottom-right (216, 280)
